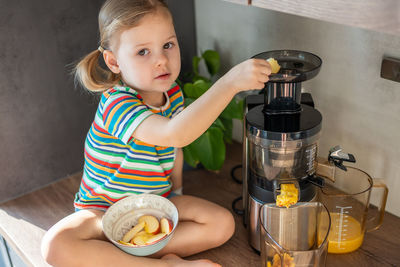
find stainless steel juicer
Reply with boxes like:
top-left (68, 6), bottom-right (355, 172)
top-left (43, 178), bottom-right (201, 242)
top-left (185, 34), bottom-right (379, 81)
top-left (242, 50), bottom-right (355, 252)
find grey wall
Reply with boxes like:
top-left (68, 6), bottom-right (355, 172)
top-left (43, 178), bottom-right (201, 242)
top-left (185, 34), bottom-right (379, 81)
top-left (194, 0), bottom-right (400, 216)
top-left (0, 0), bottom-right (196, 203)
top-left (0, 0), bottom-right (103, 203)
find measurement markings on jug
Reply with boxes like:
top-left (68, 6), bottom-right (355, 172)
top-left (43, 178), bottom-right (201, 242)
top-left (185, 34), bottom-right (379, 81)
top-left (336, 206), bottom-right (352, 249)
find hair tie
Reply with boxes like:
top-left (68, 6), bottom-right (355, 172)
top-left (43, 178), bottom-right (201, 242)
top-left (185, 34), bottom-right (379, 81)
top-left (98, 46), bottom-right (105, 53)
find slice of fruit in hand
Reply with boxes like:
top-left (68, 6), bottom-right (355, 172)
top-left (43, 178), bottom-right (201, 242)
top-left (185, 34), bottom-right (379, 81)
top-left (267, 58), bottom-right (281, 74)
top-left (122, 221), bottom-right (145, 243)
top-left (160, 218), bottom-right (173, 234)
top-left (138, 215), bottom-right (160, 234)
top-left (145, 233), bottom-right (167, 245)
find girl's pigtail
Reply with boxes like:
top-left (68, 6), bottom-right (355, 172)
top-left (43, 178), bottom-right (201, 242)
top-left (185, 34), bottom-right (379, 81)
top-left (74, 49), bottom-right (120, 92)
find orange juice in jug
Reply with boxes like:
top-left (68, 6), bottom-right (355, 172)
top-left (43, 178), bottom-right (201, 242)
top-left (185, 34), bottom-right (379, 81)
top-left (327, 213), bottom-right (364, 253)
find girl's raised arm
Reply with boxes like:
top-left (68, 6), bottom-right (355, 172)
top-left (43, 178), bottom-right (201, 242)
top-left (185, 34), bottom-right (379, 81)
top-left (133, 58), bottom-right (271, 147)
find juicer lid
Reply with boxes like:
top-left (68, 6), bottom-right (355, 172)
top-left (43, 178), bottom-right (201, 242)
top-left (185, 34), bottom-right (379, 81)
top-left (253, 50), bottom-right (322, 83)
top-left (246, 104), bottom-right (322, 141)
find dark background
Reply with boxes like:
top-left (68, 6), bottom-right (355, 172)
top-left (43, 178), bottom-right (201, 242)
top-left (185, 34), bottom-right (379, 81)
top-left (0, 0), bottom-right (196, 203)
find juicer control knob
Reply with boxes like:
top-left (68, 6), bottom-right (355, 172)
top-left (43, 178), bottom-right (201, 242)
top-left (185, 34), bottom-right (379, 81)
top-left (328, 146), bottom-right (356, 171)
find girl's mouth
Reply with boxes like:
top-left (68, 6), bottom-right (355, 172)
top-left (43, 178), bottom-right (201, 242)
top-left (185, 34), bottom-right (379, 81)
top-left (155, 73), bottom-right (171, 80)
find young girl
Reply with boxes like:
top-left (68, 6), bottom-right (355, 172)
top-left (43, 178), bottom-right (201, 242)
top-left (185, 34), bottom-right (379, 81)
top-left (41, 0), bottom-right (272, 266)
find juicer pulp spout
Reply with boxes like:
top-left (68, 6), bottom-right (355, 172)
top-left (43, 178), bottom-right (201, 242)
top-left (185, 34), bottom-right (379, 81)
top-left (273, 181), bottom-right (300, 208)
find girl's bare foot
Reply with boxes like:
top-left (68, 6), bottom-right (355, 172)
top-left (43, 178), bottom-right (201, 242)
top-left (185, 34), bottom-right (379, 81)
top-left (161, 253), bottom-right (221, 267)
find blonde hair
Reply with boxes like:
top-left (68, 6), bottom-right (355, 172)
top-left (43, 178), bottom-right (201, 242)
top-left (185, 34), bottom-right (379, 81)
top-left (74, 0), bottom-right (169, 92)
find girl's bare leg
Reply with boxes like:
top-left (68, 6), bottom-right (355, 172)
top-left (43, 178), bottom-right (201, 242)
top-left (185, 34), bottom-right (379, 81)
top-left (41, 209), bottom-right (221, 267)
top-left (155, 195), bottom-right (235, 257)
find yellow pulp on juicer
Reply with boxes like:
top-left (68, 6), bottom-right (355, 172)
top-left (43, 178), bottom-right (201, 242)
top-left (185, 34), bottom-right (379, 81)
top-left (267, 58), bottom-right (281, 74)
top-left (267, 253), bottom-right (295, 267)
top-left (276, 184), bottom-right (298, 208)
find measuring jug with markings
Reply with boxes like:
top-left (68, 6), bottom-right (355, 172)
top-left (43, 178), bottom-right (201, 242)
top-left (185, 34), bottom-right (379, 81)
top-left (318, 166), bottom-right (388, 254)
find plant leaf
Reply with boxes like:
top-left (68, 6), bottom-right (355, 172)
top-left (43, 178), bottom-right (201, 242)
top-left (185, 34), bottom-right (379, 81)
top-left (183, 83), bottom-right (194, 98)
top-left (212, 118), bottom-right (226, 132)
top-left (192, 56), bottom-right (201, 75)
top-left (202, 50), bottom-right (220, 77)
top-left (188, 127), bottom-right (225, 170)
top-left (192, 74), bottom-right (210, 83)
top-left (193, 80), bottom-right (211, 96)
top-left (183, 146), bottom-right (199, 168)
top-left (219, 117), bottom-right (233, 144)
top-left (221, 97), bottom-right (244, 120)
top-left (183, 80), bottom-right (211, 99)
top-left (184, 97), bottom-right (195, 107)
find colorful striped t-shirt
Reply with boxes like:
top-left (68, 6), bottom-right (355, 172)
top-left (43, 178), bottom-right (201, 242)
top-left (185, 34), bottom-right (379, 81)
top-left (74, 82), bottom-right (184, 211)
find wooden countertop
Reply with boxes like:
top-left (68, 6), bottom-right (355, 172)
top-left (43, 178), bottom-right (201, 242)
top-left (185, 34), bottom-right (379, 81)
top-left (0, 143), bottom-right (399, 266)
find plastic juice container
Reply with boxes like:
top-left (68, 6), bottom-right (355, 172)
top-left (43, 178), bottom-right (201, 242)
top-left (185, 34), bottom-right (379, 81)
top-left (318, 166), bottom-right (388, 254)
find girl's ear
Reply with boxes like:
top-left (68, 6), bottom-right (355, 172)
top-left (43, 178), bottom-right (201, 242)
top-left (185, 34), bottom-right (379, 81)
top-left (103, 50), bottom-right (120, 74)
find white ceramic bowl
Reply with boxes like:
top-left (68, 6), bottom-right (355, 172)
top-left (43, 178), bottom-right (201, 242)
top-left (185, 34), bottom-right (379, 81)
top-left (102, 194), bottom-right (179, 256)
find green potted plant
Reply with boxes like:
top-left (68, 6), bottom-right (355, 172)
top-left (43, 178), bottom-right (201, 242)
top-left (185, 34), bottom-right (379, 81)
top-left (178, 50), bottom-right (244, 171)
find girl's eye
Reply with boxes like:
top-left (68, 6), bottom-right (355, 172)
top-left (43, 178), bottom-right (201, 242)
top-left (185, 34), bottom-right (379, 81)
top-left (138, 49), bottom-right (149, 56)
top-left (163, 42), bottom-right (173, 49)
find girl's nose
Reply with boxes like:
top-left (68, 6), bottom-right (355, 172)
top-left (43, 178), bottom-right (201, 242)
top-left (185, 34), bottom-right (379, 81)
top-left (155, 52), bottom-right (168, 67)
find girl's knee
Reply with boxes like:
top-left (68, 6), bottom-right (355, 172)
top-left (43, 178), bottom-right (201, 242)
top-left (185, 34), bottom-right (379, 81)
top-left (41, 210), bottom-right (103, 265)
top-left (222, 208), bottom-right (235, 238)
top-left (41, 226), bottom-right (70, 265)
top-left (211, 207), bottom-right (235, 246)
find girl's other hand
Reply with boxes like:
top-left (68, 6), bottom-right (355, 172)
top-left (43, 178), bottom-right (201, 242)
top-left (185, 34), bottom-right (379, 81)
top-left (221, 58), bottom-right (271, 94)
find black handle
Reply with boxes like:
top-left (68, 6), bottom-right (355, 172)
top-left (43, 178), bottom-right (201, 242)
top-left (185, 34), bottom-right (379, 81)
top-left (328, 146), bottom-right (356, 171)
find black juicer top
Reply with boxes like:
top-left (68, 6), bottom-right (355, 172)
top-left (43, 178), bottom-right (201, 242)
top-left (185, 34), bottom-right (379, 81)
top-left (246, 50), bottom-right (323, 141)
top-left (246, 104), bottom-right (322, 141)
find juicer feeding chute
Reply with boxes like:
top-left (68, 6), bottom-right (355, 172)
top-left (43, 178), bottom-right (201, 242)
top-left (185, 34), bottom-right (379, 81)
top-left (254, 50), bottom-right (322, 115)
top-left (258, 50), bottom-right (322, 83)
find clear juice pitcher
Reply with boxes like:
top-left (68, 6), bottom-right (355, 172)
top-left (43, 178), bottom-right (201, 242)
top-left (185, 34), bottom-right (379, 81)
top-left (318, 166), bottom-right (388, 254)
top-left (260, 202), bottom-right (331, 267)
